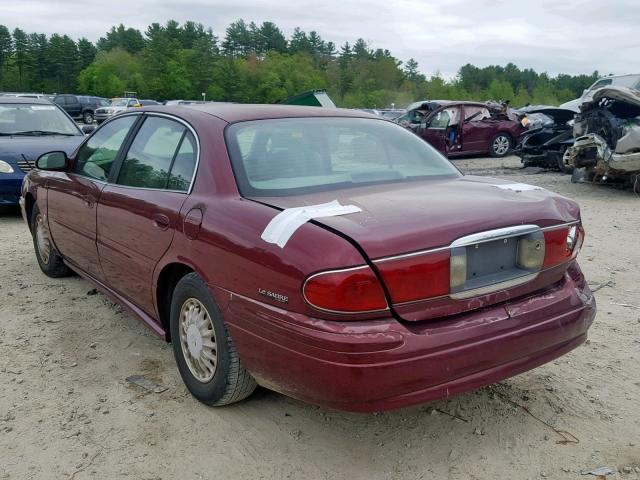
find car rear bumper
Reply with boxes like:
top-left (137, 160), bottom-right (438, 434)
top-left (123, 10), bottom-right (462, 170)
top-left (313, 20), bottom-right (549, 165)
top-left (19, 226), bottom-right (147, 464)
top-left (216, 261), bottom-right (595, 412)
top-left (0, 175), bottom-right (24, 206)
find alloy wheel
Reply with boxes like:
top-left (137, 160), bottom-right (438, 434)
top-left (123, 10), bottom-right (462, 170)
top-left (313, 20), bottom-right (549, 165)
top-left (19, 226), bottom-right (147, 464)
top-left (493, 135), bottom-right (510, 156)
top-left (179, 298), bottom-right (218, 382)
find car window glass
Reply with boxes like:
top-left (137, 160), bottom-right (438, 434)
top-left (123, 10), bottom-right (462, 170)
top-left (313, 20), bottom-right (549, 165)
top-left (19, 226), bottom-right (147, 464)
top-left (228, 117), bottom-right (460, 197)
top-left (167, 132), bottom-right (197, 191)
top-left (74, 115), bottom-right (137, 181)
top-left (464, 106), bottom-right (490, 122)
top-left (590, 79), bottom-right (612, 91)
top-left (0, 103), bottom-right (80, 135)
top-left (55, 96), bottom-right (66, 105)
top-left (127, 100), bottom-right (138, 107)
top-left (430, 110), bottom-right (451, 128)
top-left (117, 117), bottom-right (186, 189)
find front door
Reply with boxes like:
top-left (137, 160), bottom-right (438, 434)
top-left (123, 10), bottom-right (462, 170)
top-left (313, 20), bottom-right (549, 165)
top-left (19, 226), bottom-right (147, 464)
top-left (461, 105), bottom-right (493, 153)
top-left (97, 115), bottom-right (198, 315)
top-left (419, 106), bottom-right (461, 155)
top-left (47, 115), bottom-right (139, 280)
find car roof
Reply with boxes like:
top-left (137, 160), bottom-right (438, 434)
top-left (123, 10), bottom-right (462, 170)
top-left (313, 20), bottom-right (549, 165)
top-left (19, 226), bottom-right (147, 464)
top-left (0, 96), bottom-right (54, 105)
top-left (144, 104), bottom-right (379, 124)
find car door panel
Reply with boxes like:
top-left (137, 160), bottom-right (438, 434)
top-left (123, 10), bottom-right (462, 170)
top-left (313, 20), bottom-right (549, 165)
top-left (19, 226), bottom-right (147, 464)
top-left (97, 187), bottom-right (186, 315)
top-left (45, 115), bottom-right (139, 281)
top-left (95, 115), bottom-right (196, 317)
top-left (47, 173), bottom-right (104, 278)
top-left (419, 106), bottom-right (460, 156)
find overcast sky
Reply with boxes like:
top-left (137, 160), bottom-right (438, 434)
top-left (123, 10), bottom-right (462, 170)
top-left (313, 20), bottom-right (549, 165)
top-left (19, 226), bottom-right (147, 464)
top-left (3, 0), bottom-right (638, 79)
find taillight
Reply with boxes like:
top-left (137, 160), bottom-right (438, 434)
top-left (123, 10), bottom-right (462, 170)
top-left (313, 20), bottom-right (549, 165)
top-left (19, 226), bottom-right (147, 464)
top-left (303, 266), bottom-right (388, 313)
top-left (377, 251), bottom-right (450, 303)
top-left (543, 224), bottom-right (584, 267)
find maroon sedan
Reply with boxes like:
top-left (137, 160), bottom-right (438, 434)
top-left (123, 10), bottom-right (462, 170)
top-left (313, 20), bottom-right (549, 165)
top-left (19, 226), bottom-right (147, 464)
top-left (397, 100), bottom-right (527, 158)
top-left (21, 105), bottom-right (595, 412)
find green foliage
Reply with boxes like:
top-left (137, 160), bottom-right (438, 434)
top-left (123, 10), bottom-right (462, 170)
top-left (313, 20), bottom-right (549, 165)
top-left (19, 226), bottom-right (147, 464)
top-left (0, 19), bottom-right (604, 107)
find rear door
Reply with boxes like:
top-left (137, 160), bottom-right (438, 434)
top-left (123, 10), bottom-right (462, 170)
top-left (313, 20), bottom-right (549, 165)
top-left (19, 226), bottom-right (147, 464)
top-left (461, 105), bottom-right (493, 153)
top-left (97, 114), bottom-right (198, 315)
top-left (66, 95), bottom-right (82, 118)
top-left (47, 114), bottom-right (139, 279)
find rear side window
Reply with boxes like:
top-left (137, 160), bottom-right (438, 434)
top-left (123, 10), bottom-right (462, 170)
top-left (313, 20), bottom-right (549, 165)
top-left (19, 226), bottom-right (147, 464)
top-left (464, 106), bottom-right (490, 122)
top-left (226, 117), bottom-right (460, 197)
top-left (75, 115), bottom-right (137, 181)
top-left (117, 116), bottom-right (195, 191)
top-left (167, 132), bottom-right (197, 191)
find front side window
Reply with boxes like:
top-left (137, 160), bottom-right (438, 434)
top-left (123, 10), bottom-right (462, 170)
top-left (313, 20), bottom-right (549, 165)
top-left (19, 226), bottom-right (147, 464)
top-left (429, 109), bottom-right (455, 128)
top-left (226, 117), bottom-right (460, 197)
top-left (74, 115), bottom-right (137, 181)
top-left (117, 116), bottom-right (192, 190)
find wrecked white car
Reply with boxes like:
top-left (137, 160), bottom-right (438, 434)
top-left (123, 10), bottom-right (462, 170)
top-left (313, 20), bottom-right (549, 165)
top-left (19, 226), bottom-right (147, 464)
top-left (564, 86), bottom-right (640, 187)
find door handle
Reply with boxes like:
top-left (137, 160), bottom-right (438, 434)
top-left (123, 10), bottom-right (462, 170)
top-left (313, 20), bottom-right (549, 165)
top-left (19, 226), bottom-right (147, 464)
top-left (152, 213), bottom-right (171, 230)
top-left (82, 194), bottom-right (96, 207)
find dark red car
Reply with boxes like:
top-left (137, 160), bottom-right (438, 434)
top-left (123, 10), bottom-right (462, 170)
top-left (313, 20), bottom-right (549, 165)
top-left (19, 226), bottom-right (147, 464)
top-left (21, 105), bottom-right (595, 412)
top-left (397, 100), bottom-right (527, 158)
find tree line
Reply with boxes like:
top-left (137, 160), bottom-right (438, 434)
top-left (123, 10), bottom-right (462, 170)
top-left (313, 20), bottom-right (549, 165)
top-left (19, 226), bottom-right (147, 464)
top-left (0, 20), bottom-right (601, 108)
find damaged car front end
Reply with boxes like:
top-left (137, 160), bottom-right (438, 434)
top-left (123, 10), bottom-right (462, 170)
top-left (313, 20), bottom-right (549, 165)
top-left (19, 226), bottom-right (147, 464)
top-left (564, 86), bottom-right (640, 187)
top-left (514, 106), bottom-right (577, 172)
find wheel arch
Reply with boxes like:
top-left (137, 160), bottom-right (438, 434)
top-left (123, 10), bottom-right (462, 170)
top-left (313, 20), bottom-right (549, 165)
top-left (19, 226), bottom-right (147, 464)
top-left (155, 262), bottom-right (195, 341)
top-left (24, 192), bottom-right (36, 232)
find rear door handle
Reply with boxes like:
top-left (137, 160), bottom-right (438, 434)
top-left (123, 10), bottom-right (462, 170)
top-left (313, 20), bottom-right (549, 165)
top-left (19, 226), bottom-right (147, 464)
top-left (152, 213), bottom-right (171, 230)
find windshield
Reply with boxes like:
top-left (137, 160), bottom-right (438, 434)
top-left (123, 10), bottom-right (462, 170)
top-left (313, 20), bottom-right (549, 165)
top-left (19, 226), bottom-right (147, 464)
top-left (226, 117), bottom-right (460, 197)
top-left (110, 98), bottom-right (129, 106)
top-left (0, 103), bottom-right (80, 135)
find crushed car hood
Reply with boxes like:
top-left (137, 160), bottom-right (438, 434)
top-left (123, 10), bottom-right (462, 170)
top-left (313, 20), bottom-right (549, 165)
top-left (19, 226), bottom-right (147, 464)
top-left (524, 107), bottom-right (576, 125)
top-left (255, 176), bottom-right (579, 259)
top-left (590, 86), bottom-right (640, 107)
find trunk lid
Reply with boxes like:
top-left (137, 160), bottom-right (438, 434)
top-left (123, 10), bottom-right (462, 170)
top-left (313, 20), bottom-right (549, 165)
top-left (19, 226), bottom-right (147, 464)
top-left (254, 176), bottom-right (580, 321)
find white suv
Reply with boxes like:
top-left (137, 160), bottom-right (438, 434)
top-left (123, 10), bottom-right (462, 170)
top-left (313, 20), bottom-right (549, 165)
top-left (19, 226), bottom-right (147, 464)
top-left (561, 73), bottom-right (640, 110)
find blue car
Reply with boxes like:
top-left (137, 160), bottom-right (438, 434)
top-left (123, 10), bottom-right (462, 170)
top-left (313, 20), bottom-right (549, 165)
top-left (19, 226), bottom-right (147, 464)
top-left (0, 97), bottom-right (89, 207)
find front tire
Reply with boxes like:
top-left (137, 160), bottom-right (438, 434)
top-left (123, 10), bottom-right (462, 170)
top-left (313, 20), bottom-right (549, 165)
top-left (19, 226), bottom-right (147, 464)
top-left (555, 147), bottom-right (574, 174)
top-left (170, 273), bottom-right (256, 406)
top-left (30, 205), bottom-right (70, 277)
top-left (489, 133), bottom-right (512, 158)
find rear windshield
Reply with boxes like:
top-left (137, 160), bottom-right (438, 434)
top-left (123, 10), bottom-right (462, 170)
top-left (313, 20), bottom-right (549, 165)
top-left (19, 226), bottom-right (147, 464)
top-left (225, 117), bottom-right (460, 197)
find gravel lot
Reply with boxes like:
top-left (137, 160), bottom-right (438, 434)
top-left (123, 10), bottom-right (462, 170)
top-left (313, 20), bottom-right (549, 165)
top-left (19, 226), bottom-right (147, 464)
top-left (1, 155), bottom-right (638, 479)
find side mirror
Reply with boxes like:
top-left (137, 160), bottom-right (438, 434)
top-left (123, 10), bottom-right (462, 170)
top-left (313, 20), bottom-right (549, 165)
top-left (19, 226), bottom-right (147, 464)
top-left (36, 151), bottom-right (68, 171)
top-left (81, 124), bottom-right (96, 134)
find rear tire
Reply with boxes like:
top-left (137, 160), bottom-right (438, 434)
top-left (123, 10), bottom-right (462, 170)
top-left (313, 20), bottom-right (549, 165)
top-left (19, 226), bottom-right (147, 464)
top-left (170, 273), bottom-right (256, 406)
top-left (83, 111), bottom-right (94, 124)
top-left (489, 133), bottom-right (512, 158)
top-left (30, 205), bottom-right (70, 277)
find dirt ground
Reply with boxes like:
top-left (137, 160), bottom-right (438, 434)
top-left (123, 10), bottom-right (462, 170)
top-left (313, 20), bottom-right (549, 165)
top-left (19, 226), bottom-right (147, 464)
top-left (1, 155), bottom-right (638, 480)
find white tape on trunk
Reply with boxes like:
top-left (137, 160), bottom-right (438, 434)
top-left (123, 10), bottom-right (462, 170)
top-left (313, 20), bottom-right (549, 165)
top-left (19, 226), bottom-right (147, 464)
top-left (261, 200), bottom-right (362, 248)
top-left (493, 183), bottom-right (543, 192)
